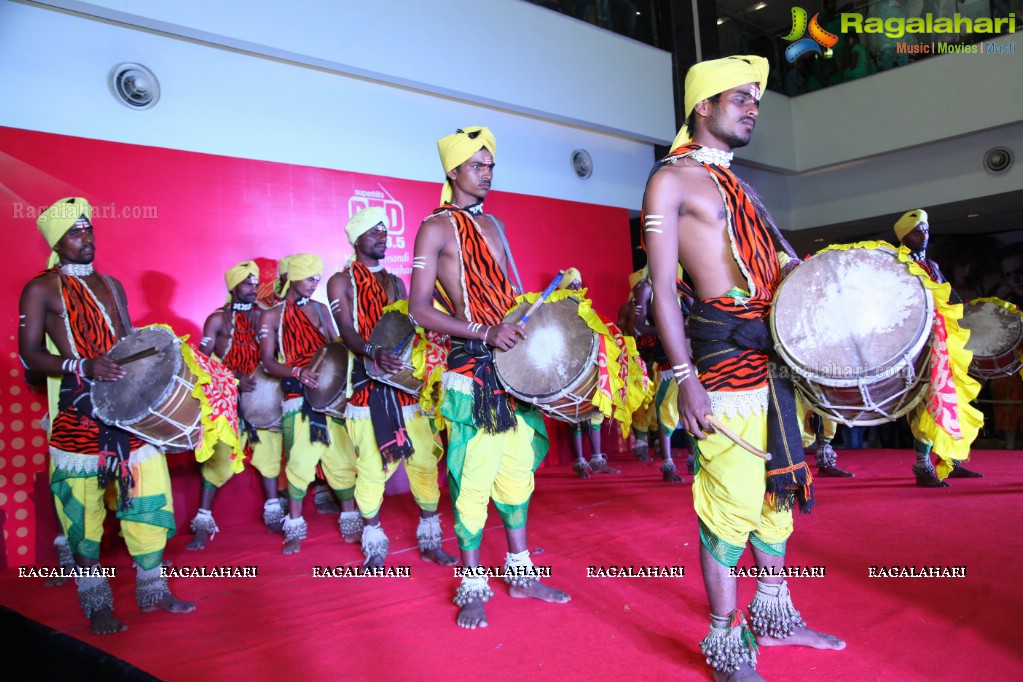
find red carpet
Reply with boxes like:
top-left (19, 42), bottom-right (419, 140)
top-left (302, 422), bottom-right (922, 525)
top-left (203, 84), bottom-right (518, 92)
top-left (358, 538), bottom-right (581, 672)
top-left (2, 448), bottom-right (1021, 681)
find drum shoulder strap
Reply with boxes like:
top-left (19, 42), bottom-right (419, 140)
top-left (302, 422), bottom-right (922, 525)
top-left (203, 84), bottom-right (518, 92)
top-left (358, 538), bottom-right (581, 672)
top-left (313, 302), bottom-right (339, 341)
top-left (102, 274), bottom-right (134, 338)
top-left (490, 215), bottom-right (524, 295)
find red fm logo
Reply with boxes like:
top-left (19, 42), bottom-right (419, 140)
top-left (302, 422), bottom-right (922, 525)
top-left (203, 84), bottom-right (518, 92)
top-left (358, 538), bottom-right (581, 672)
top-left (348, 191), bottom-right (406, 249)
top-left (783, 6), bottom-right (839, 62)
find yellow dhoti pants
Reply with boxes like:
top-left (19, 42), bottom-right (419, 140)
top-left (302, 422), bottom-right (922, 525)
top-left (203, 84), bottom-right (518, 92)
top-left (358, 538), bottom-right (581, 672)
top-left (796, 396), bottom-right (837, 448)
top-left (692, 411), bottom-right (793, 567)
top-left (348, 411), bottom-right (442, 519)
top-left (201, 428), bottom-right (283, 488)
top-left (50, 445), bottom-right (175, 570)
top-left (283, 411), bottom-right (357, 502)
top-left (449, 414), bottom-right (538, 551)
top-left (655, 370), bottom-right (681, 438)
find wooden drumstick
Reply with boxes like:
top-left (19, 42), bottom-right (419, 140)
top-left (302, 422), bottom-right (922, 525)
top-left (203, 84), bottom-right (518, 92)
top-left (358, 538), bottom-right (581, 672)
top-left (705, 414), bottom-right (772, 461)
top-left (116, 347), bottom-right (159, 365)
top-left (517, 270), bottom-right (565, 328)
top-left (307, 347), bottom-right (327, 374)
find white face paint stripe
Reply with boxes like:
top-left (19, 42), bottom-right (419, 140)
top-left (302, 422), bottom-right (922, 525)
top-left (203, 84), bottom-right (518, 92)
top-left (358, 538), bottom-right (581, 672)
top-left (644, 228), bottom-right (664, 234)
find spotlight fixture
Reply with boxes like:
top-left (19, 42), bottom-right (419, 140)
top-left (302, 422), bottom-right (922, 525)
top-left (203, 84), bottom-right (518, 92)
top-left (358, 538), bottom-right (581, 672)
top-left (108, 63), bottom-right (160, 110)
top-left (571, 149), bottom-right (593, 179)
top-left (983, 146), bottom-right (1013, 174)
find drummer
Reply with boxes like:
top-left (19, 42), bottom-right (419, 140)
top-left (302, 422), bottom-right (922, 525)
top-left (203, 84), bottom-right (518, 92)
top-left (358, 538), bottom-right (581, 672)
top-left (187, 261), bottom-right (286, 550)
top-left (558, 267), bottom-right (619, 478)
top-left (325, 207), bottom-right (457, 569)
top-left (258, 253), bottom-right (360, 554)
top-left (894, 209), bottom-right (984, 486)
top-left (19, 197), bottom-right (194, 635)
top-left (409, 126), bottom-right (570, 629)
top-left (643, 57), bottom-right (845, 678)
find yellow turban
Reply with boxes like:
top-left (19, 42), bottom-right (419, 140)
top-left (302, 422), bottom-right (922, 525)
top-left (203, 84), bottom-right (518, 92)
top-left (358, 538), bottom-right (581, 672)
top-left (224, 260), bottom-right (259, 304)
top-left (345, 207), bottom-right (388, 247)
top-left (37, 197), bottom-right (93, 268)
top-left (281, 253), bottom-right (323, 296)
top-left (670, 55), bottom-right (769, 150)
top-left (558, 267), bottom-right (582, 290)
top-left (437, 126), bottom-right (496, 205)
top-left (894, 209), bottom-right (928, 243)
top-left (278, 255), bottom-right (293, 278)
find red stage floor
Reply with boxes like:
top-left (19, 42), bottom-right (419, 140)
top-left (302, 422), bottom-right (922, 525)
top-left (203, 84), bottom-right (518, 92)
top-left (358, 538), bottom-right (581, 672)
top-left (2, 448), bottom-right (1021, 681)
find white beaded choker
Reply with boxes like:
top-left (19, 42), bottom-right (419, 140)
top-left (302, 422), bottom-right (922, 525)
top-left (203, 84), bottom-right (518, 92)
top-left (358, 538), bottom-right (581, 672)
top-left (295, 297), bottom-right (310, 307)
top-left (464, 201), bottom-right (484, 216)
top-left (367, 264), bottom-right (384, 273)
top-left (689, 146), bottom-right (733, 168)
top-left (60, 263), bottom-right (94, 276)
top-left (232, 302), bottom-right (253, 311)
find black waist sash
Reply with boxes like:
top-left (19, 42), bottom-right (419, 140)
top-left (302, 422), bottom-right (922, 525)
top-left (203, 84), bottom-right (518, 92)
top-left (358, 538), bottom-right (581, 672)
top-left (688, 301), bottom-right (814, 513)
top-left (350, 361), bottom-right (413, 468)
top-left (448, 338), bottom-right (516, 435)
top-left (59, 374), bottom-right (135, 511)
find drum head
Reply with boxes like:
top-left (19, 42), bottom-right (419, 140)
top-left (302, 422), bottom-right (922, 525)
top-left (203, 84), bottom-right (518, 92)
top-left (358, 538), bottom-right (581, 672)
top-left (962, 301), bottom-right (1023, 358)
top-left (495, 298), bottom-right (596, 401)
top-left (365, 311), bottom-right (415, 380)
top-left (305, 342), bottom-right (349, 411)
top-left (239, 370), bottom-right (284, 429)
top-left (772, 248), bottom-right (932, 383)
top-left (93, 327), bottom-right (181, 425)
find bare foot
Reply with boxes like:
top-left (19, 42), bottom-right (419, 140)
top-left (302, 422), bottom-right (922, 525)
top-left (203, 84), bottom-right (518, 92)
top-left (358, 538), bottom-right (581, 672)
top-left (712, 662), bottom-right (764, 681)
top-left (589, 457), bottom-right (620, 474)
top-left (421, 547), bottom-right (458, 566)
top-left (948, 464), bottom-right (984, 478)
top-left (283, 538), bottom-right (302, 555)
top-left (364, 553), bottom-right (385, 570)
top-left (140, 593), bottom-right (196, 614)
top-left (573, 461), bottom-right (591, 479)
top-left (634, 442), bottom-right (652, 462)
top-left (662, 467), bottom-right (683, 483)
top-left (914, 466), bottom-right (950, 488)
top-left (44, 572), bottom-right (73, 587)
top-left (186, 530), bottom-right (209, 551)
top-left (456, 598), bottom-right (488, 629)
top-left (90, 608), bottom-right (128, 635)
top-left (509, 580), bottom-right (571, 603)
top-left (817, 466), bottom-right (855, 478)
top-left (756, 624), bottom-right (845, 650)
top-left (266, 518), bottom-right (285, 534)
top-left (343, 531), bottom-right (361, 544)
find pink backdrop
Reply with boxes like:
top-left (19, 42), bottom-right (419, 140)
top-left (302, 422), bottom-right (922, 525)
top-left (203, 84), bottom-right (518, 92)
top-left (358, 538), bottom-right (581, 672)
top-left (0, 126), bottom-right (633, 568)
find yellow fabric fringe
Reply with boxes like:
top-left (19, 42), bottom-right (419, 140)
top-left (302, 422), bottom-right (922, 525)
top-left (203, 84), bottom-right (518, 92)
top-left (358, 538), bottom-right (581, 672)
top-left (818, 242), bottom-right (982, 476)
top-left (507, 289), bottom-right (642, 434)
top-left (170, 326), bottom-right (245, 471)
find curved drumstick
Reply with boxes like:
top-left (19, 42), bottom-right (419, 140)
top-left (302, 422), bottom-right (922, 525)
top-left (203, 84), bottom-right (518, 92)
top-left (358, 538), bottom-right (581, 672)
top-left (517, 270), bottom-right (565, 328)
top-left (705, 414), bottom-right (772, 461)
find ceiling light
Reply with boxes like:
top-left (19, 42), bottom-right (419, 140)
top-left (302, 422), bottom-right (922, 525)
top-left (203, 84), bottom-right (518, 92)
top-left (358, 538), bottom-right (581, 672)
top-left (750, 2), bottom-right (768, 10)
top-left (717, 17), bottom-right (728, 25)
top-left (108, 63), bottom-right (160, 110)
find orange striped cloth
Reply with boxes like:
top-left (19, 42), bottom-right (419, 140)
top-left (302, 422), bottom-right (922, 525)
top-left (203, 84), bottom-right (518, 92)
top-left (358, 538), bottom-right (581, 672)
top-left (347, 262), bottom-right (417, 409)
top-left (280, 301), bottom-right (327, 401)
top-left (670, 142), bottom-right (781, 392)
top-left (221, 309), bottom-right (260, 375)
top-left (431, 204), bottom-right (518, 432)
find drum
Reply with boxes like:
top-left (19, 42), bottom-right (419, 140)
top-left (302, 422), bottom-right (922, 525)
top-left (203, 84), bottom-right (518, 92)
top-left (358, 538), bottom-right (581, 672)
top-left (770, 246), bottom-right (934, 426)
top-left (92, 326), bottom-right (203, 452)
top-left (364, 310), bottom-right (422, 396)
top-left (494, 297), bottom-right (602, 424)
top-left (961, 300), bottom-right (1023, 379)
top-left (305, 341), bottom-right (349, 418)
top-left (239, 369), bottom-right (284, 431)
